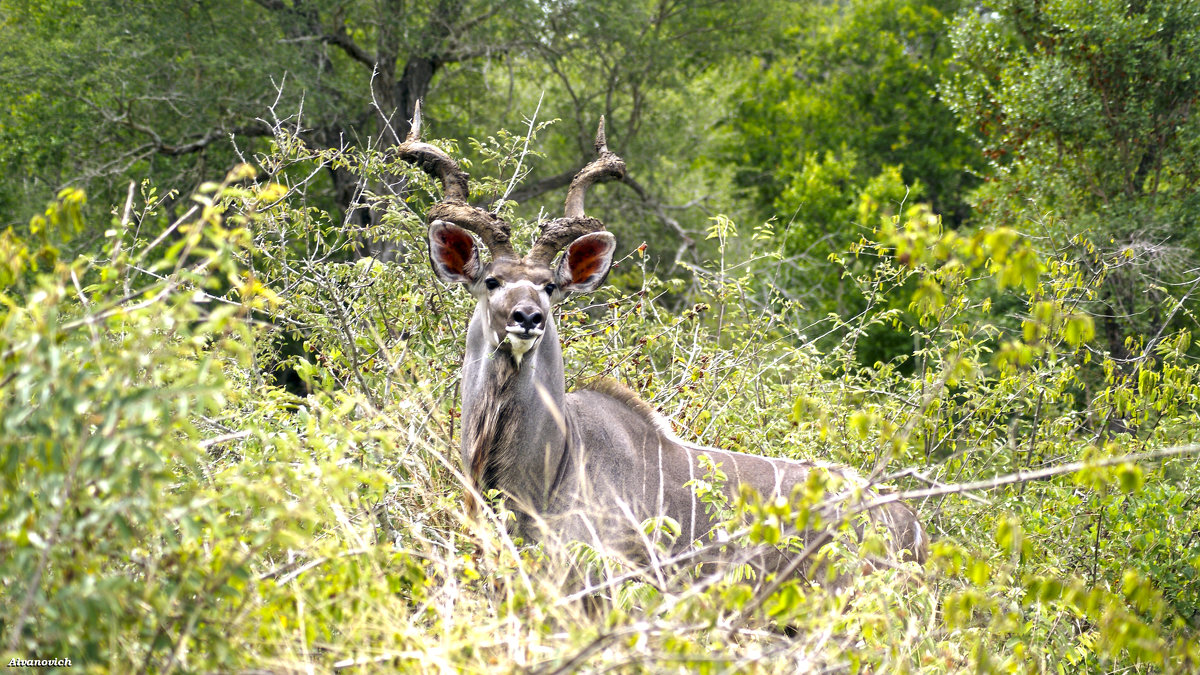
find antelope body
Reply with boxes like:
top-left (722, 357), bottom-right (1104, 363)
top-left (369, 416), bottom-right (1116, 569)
top-left (400, 105), bottom-right (927, 583)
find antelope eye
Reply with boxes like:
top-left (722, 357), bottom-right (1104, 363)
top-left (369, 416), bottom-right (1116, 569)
top-left (544, 283), bottom-right (557, 295)
top-left (484, 277), bottom-right (500, 291)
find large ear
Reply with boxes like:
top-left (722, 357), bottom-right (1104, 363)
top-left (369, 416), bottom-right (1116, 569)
top-left (428, 220), bottom-right (480, 284)
top-left (555, 231), bottom-right (616, 294)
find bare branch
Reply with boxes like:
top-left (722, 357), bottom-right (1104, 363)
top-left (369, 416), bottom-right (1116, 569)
top-left (507, 167), bottom-right (581, 204)
top-left (620, 174), bottom-right (695, 245)
top-left (156, 124), bottom-right (273, 156)
top-left (869, 443), bottom-right (1200, 509)
top-left (493, 91), bottom-right (544, 213)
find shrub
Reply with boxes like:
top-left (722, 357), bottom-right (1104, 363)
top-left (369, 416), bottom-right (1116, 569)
top-left (2, 128), bottom-right (1198, 672)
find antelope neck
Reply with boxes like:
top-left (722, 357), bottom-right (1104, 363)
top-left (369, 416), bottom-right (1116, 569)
top-left (460, 304), bottom-right (568, 519)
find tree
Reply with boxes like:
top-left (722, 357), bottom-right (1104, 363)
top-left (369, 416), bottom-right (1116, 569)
top-left (0, 0), bottom-right (787, 268)
top-left (724, 0), bottom-right (976, 313)
top-left (941, 0), bottom-right (1200, 359)
top-left (0, 0), bottom-right (537, 228)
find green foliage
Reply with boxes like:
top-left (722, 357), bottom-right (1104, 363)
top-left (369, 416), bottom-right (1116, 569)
top-left (4, 127), bottom-right (1198, 670)
top-left (3, 0), bottom-right (1200, 670)
top-left (838, 209), bottom-right (1200, 670)
top-left (722, 0), bottom-right (980, 367)
top-left (942, 0), bottom-right (1200, 356)
top-left (728, 0), bottom-right (976, 230)
top-left (0, 0), bottom-right (783, 272)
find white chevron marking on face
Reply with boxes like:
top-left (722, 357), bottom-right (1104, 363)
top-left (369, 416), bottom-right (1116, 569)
top-left (503, 279), bottom-right (543, 291)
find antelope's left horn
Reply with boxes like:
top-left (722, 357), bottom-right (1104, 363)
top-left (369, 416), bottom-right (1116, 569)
top-left (527, 117), bottom-right (625, 264)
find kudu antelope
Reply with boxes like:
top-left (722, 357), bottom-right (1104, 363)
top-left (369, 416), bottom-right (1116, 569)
top-left (399, 106), bottom-right (927, 585)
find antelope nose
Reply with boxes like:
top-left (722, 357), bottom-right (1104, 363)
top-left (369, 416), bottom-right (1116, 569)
top-left (510, 305), bottom-right (544, 332)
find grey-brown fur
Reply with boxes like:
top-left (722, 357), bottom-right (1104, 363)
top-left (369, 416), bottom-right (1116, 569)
top-left (553, 382), bottom-right (928, 578)
top-left (578, 377), bottom-right (659, 423)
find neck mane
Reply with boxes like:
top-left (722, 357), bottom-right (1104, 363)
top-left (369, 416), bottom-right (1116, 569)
top-left (464, 356), bottom-right (518, 493)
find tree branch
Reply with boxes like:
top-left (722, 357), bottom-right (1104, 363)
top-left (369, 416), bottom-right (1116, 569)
top-left (251, 0), bottom-right (377, 69)
top-left (869, 442), bottom-right (1200, 509)
top-left (156, 123), bottom-right (274, 156)
top-left (323, 25), bottom-right (378, 69)
top-left (733, 442), bottom-right (1200, 631)
top-left (620, 174), bottom-right (696, 245)
top-left (507, 166), bottom-right (581, 204)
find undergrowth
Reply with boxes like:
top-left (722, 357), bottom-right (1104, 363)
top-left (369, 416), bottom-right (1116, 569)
top-left (2, 122), bottom-right (1199, 673)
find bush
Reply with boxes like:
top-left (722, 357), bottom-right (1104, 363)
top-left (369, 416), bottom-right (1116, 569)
top-left (2, 128), bottom-right (1198, 672)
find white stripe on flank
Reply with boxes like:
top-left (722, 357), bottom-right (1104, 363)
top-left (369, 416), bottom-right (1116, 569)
top-left (656, 436), bottom-right (665, 519)
top-left (687, 453), bottom-right (697, 542)
top-left (641, 436), bottom-right (649, 505)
